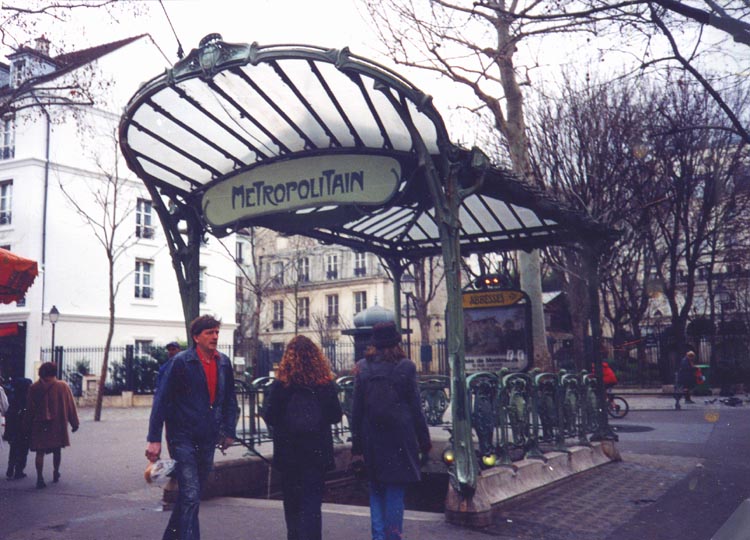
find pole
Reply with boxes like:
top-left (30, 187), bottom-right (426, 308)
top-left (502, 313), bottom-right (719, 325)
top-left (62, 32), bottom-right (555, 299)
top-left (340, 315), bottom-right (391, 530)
top-left (52, 322), bottom-right (58, 378)
top-left (406, 292), bottom-right (412, 358)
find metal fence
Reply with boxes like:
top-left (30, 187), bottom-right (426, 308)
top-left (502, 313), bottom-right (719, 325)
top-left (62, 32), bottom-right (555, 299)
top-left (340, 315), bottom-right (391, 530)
top-left (549, 332), bottom-right (750, 389)
top-left (232, 368), bottom-right (603, 468)
top-left (250, 339), bottom-right (450, 379)
top-left (41, 344), bottom-right (233, 396)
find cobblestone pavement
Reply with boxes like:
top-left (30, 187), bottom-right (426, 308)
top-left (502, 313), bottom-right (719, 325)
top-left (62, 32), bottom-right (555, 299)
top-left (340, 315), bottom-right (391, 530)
top-left (483, 453), bottom-right (700, 540)
top-left (2, 397), bottom-right (749, 540)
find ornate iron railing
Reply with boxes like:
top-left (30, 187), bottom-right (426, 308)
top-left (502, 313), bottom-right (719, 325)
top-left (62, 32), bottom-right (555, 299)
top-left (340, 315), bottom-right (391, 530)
top-left (465, 368), bottom-right (603, 469)
top-left (232, 374), bottom-right (452, 452)
top-left (232, 370), bottom-right (603, 468)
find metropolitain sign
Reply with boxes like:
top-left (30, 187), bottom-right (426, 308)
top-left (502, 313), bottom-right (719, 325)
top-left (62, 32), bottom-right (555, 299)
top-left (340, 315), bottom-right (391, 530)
top-left (202, 154), bottom-right (401, 227)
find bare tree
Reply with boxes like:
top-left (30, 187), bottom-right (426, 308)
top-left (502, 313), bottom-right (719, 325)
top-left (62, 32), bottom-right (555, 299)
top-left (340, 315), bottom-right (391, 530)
top-left (631, 74), bottom-right (747, 379)
top-left (58, 130), bottom-right (140, 421)
top-left (227, 227), bottom-right (277, 376)
top-left (0, 1), bottom-right (141, 117)
top-left (528, 71), bottom-right (654, 369)
top-left (364, 0), bottom-right (563, 369)
top-left (404, 256), bottom-right (445, 349)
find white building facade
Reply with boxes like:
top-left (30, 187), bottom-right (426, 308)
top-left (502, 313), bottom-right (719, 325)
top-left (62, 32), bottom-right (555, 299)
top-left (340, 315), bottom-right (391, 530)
top-left (0, 36), bottom-right (237, 380)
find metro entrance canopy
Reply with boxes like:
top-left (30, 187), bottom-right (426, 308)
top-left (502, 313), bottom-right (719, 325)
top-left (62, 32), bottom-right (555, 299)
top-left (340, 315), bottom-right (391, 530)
top-left (119, 34), bottom-right (615, 497)
top-left (119, 34), bottom-right (610, 260)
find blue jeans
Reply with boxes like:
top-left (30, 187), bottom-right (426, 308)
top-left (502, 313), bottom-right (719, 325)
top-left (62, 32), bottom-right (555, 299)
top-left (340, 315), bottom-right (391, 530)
top-left (369, 481), bottom-right (405, 540)
top-left (162, 439), bottom-right (215, 540)
top-left (281, 467), bottom-right (325, 540)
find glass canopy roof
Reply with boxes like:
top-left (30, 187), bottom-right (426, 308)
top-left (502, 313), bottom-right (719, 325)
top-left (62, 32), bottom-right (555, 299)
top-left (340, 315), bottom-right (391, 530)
top-left (119, 34), bottom-right (612, 261)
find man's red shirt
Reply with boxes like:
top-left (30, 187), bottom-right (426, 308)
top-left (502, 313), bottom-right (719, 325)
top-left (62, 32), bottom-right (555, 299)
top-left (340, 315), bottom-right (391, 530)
top-left (196, 347), bottom-right (218, 404)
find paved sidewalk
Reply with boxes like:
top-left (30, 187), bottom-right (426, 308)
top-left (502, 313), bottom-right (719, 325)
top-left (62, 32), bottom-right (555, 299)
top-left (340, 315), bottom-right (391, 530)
top-left (617, 390), bottom-right (750, 411)
top-left (1, 394), bottom-right (749, 540)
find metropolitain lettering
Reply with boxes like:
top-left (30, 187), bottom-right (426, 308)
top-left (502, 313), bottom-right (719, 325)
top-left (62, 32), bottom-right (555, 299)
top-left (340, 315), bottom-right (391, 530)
top-left (230, 168), bottom-right (365, 210)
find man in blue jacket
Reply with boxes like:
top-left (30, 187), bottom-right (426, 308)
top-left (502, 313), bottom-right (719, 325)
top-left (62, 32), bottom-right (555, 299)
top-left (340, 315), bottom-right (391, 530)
top-left (146, 315), bottom-right (237, 540)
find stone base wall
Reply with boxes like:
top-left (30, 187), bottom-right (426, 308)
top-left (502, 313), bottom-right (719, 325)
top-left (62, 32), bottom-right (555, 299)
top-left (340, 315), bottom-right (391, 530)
top-left (445, 441), bottom-right (620, 528)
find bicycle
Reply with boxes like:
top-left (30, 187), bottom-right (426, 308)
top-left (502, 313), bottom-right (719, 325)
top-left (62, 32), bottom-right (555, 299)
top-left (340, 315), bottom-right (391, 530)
top-left (606, 389), bottom-right (629, 419)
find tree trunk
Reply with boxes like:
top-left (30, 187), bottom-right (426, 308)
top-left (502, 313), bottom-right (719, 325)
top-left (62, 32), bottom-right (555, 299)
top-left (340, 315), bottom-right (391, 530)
top-left (94, 255), bottom-right (116, 422)
top-left (519, 250), bottom-right (552, 371)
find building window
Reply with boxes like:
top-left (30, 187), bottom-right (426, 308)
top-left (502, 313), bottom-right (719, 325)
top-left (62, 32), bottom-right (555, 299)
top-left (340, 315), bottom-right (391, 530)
top-left (354, 291), bottom-right (367, 314)
top-left (0, 117), bottom-right (14, 160)
top-left (354, 252), bottom-right (366, 276)
top-left (236, 276), bottom-right (244, 302)
top-left (199, 267), bottom-right (207, 304)
top-left (135, 259), bottom-right (154, 299)
top-left (273, 261), bottom-right (285, 286)
top-left (235, 241), bottom-right (244, 263)
top-left (326, 254), bottom-right (338, 280)
top-left (273, 300), bottom-right (284, 330)
top-left (326, 294), bottom-right (339, 326)
top-left (298, 297), bottom-right (310, 328)
top-left (0, 180), bottom-right (11, 225)
top-left (136, 198), bottom-right (154, 239)
top-left (298, 257), bottom-right (310, 283)
top-left (11, 59), bottom-right (28, 88)
top-left (135, 339), bottom-right (153, 360)
top-left (271, 342), bottom-right (285, 364)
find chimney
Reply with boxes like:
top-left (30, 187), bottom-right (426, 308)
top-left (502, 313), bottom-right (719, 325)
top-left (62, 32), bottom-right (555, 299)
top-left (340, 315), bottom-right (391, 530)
top-left (34, 36), bottom-right (50, 56)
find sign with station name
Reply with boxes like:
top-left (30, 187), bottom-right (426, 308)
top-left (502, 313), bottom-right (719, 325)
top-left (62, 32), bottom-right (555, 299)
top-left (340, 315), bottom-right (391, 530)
top-left (462, 288), bottom-right (531, 373)
top-left (462, 290), bottom-right (525, 308)
top-left (202, 154), bottom-right (401, 227)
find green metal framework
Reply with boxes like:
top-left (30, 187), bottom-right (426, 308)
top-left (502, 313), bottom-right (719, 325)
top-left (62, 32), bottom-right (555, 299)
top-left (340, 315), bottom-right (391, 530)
top-left (119, 34), bottom-right (616, 496)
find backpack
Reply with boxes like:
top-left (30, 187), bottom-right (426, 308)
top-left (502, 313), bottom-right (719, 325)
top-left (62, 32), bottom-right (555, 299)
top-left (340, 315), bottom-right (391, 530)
top-left (283, 386), bottom-right (322, 434)
top-left (365, 362), bottom-right (401, 427)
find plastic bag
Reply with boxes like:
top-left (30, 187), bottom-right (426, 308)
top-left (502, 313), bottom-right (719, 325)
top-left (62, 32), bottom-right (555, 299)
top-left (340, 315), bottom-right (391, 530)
top-left (144, 459), bottom-right (176, 484)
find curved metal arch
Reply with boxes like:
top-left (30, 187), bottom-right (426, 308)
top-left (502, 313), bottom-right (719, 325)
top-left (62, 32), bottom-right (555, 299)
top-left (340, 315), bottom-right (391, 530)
top-left (118, 34), bottom-right (453, 200)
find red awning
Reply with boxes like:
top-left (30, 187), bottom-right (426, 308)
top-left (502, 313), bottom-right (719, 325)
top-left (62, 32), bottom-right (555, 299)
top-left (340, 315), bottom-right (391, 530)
top-left (0, 322), bottom-right (19, 337)
top-left (0, 248), bottom-right (38, 304)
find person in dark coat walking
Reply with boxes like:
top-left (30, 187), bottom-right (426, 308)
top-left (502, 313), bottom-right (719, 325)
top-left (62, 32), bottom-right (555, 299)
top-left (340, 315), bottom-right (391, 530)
top-left (4, 376), bottom-right (32, 480)
top-left (263, 335), bottom-right (343, 540)
top-left (351, 322), bottom-right (431, 540)
top-left (25, 362), bottom-right (79, 489)
top-left (146, 315), bottom-right (238, 540)
top-left (674, 350), bottom-right (698, 410)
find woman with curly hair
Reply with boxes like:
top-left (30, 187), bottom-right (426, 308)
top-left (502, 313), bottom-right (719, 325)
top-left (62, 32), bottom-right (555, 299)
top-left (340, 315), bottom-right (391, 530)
top-left (263, 335), bottom-right (342, 540)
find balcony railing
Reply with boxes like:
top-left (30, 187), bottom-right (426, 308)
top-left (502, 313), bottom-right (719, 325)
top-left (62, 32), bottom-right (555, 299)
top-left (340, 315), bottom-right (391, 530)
top-left (136, 226), bottom-right (155, 239)
top-left (272, 320), bottom-right (284, 330)
top-left (135, 286), bottom-right (153, 299)
top-left (0, 146), bottom-right (14, 160)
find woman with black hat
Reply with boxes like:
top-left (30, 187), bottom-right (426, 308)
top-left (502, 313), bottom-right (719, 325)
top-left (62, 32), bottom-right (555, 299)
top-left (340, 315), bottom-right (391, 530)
top-left (351, 322), bottom-right (431, 540)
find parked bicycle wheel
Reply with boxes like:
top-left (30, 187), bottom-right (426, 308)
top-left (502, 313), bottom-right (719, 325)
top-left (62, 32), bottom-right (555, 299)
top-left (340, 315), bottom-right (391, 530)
top-left (608, 396), bottom-right (629, 419)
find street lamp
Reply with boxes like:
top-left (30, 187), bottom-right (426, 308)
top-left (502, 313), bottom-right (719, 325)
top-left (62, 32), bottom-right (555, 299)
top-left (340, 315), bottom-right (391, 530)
top-left (49, 305), bottom-right (60, 378)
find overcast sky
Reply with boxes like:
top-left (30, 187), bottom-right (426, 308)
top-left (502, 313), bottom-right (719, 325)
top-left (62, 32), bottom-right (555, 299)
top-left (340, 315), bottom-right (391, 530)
top-left (14, 1), bottom-right (742, 149)
top-left (75, 1), bottom-right (386, 65)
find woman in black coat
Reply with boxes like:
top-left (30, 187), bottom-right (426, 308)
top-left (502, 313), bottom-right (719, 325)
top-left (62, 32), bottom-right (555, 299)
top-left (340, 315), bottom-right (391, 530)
top-left (4, 377), bottom-right (32, 480)
top-left (263, 336), bottom-right (342, 540)
top-left (351, 322), bottom-right (431, 540)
